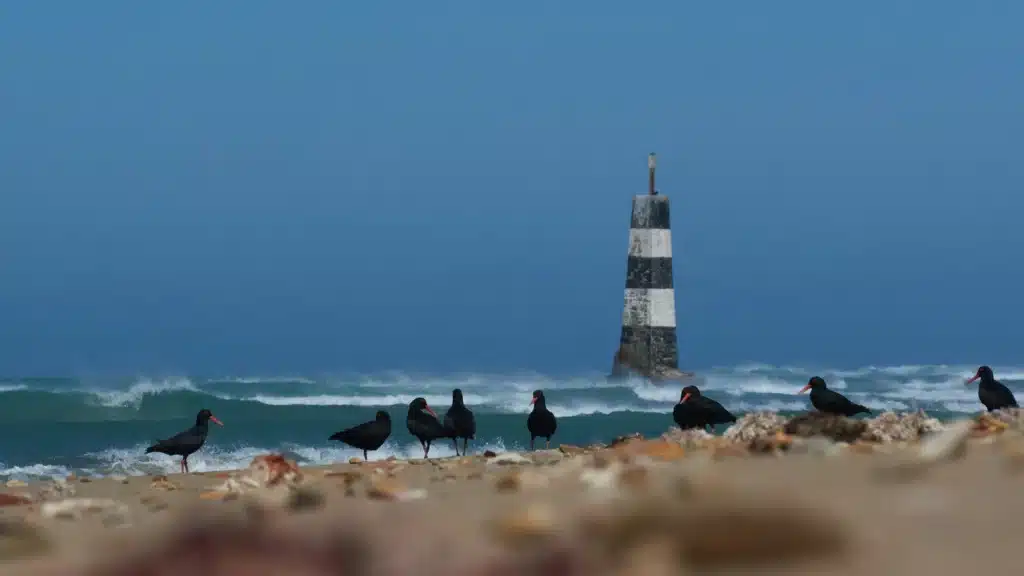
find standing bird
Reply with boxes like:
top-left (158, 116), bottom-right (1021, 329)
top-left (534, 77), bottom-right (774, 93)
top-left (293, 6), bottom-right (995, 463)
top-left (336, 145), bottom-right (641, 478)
top-left (443, 388), bottom-right (476, 456)
top-left (406, 397), bottom-right (447, 458)
top-left (527, 389), bottom-right (557, 450)
top-left (675, 385), bottom-right (736, 431)
top-left (798, 376), bottom-right (870, 416)
top-left (966, 365), bottom-right (1018, 412)
top-left (144, 408), bottom-right (223, 474)
top-left (329, 410), bottom-right (392, 461)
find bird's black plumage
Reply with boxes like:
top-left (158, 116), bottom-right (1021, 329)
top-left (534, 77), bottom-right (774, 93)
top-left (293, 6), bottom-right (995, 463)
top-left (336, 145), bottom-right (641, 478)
top-left (406, 397), bottom-right (447, 459)
top-left (443, 388), bottom-right (476, 456)
top-left (967, 365), bottom-right (1018, 412)
top-left (329, 410), bottom-right (392, 460)
top-left (527, 389), bottom-right (557, 450)
top-left (144, 408), bottom-right (223, 474)
top-left (798, 376), bottom-right (870, 417)
top-left (674, 385), bottom-right (736, 431)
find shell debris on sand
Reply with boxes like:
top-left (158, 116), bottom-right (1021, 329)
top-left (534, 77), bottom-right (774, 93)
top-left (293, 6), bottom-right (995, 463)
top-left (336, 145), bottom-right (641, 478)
top-left (493, 470), bottom-right (549, 494)
top-left (724, 412), bottom-right (788, 443)
top-left (873, 419), bottom-right (974, 482)
top-left (365, 478), bottom-right (427, 502)
top-left (784, 413), bottom-right (867, 444)
top-left (40, 498), bottom-right (131, 526)
top-left (862, 411), bottom-right (945, 443)
top-left (149, 476), bottom-right (180, 492)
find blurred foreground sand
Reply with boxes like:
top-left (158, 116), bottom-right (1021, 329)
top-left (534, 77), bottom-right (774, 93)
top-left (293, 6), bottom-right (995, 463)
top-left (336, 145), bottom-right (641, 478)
top-left (0, 412), bottom-right (1022, 575)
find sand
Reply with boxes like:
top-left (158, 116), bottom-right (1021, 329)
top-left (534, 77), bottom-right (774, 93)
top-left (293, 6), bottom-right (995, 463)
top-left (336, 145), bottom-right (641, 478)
top-left (0, 412), bottom-right (1022, 575)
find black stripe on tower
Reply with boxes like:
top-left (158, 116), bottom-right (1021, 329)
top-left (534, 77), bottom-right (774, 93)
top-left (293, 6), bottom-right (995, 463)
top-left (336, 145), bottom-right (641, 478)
top-left (630, 198), bottom-right (671, 230)
top-left (624, 257), bottom-right (674, 289)
top-left (618, 327), bottom-right (679, 370)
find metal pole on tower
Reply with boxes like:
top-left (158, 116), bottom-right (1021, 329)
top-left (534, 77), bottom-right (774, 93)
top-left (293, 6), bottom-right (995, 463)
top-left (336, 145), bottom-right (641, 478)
top-left (648, 152), bottom-right (657, 195)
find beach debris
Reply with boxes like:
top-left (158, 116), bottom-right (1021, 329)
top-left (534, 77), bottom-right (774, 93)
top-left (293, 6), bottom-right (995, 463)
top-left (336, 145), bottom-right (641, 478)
top-left (109, 474), bottom-right (130, 484)
top-left (559, 444), bottom-right (587, 456)
top-left (0, 493), bottom-right (32, 507)
top-left (4, 480), bottom-right (28, 488)
top-left (974, 412), bottom-right (1013, 437)
top-left (348, 457), bottom-right (363, 464)
top-left (787, 436), bottom-right (842, 457)
top-left (660, 427), bottom-right (713, 448)
top-left (0, 519), bottom-right (52, 560)
top-left (491, 502), bottom-right (559, 548)
top-left (365, 478), bottom-right (426, 502)
top-left (784, 412), bottom-right (866, 443)
top-left (914, 419), bottom-right (973, 463)
top-left (246, 454), bottom-right (303, 487)
top-left (150, 476), bottom-right (180, 491)
top-left (199, 491), bottom-right (233, 501)
top-left (724, 412), bottom-right (788, 443)
top-left (749, 431), bottom-right (794, 454)
top-left (483, 450), bottom-right (497, 458)
top-left (862, 411), bottom-right (945, 443)
top-left (616, 440), bottom-right (686, 462)
top-left (494, 471), bottom-right (522, 493)
top-left (242, 484), bottom-right (326, 513)
top-left (493, 470), bottom-right (548, 494)
top-left (487, 453), bottom-right (531, 466)
top-left (874, 419), bottom-right (974, 481)
top-left (847, 441), bottom-right (876, 455)
top-left (40, 498), bottom-right (130, 526)
top-left (608, 433), bottom-right (643, 448)
top-left (36, 479), bottom-right (75, 501)
top-left (978, 408), bottom-right (1024, 432)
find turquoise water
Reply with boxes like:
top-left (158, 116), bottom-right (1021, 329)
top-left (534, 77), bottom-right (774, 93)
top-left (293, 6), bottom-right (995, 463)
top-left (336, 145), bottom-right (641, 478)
top-left (0, 363), bottom-right (1012, 479)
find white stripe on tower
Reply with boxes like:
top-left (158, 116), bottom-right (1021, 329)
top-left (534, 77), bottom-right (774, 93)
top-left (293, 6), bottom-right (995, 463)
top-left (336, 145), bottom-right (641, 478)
top-left (622, 288), bottom-right (676, 328)
top-left (628, 229), bottom-right (673, 259)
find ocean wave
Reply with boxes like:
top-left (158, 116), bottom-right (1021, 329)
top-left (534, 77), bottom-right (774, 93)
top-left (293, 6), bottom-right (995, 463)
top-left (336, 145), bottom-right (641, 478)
top-left (0, 364), bottom-right (1014, 423)
top-left (0, 438), bottom-right (515, 480)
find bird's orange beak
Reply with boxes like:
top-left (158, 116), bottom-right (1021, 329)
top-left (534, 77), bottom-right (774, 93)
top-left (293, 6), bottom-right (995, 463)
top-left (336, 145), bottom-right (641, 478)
top-left (965, 373), bottom-right (980, 386)
top-left (210, 415), bottom-right (224, 426)
top-left (424, 404), bottom-right (437, 417)
top-left (680, 393), bottom-right (692, 404)
top-left (530, 396), bottom-right (537, 405)
top-left (798, 384), bottom-right (812, 394)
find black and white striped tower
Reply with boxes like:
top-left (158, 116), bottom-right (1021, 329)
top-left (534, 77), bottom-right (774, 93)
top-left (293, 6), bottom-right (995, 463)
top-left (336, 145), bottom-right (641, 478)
top-left (612, 153), bottom-right (681, 379)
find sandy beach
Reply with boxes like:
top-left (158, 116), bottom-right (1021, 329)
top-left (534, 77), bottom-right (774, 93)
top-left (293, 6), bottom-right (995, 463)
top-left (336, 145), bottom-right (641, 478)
top-left (1, 410), bottom-right (1023, 575)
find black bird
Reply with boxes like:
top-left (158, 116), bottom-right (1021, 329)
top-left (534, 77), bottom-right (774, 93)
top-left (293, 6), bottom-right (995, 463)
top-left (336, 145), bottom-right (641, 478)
top-left (407, 397), bottom-right (447, 458)
top-left (443, 388), bottom-right (476, 456)
top-left (798, 376), bottom-right (870, 416)
top-left (527, 389), bottom-right (557, 450)
top-left (676, 385), bottom-right (737, 431)
top-left (329, 410), bottom-right (392, 461)
top-left (144, 408), bottom-right (223, 474)
top-left (966, 365), bottom-right (1018, 412)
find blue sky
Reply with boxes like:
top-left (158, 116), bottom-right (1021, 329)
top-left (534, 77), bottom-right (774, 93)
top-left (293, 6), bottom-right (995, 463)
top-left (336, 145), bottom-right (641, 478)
top-left (1, 2), bottom-right (1022, 375)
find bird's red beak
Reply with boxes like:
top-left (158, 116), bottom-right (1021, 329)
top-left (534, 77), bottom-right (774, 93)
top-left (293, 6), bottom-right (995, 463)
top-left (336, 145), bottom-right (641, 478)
top-left (424, 404), bottom-right (437, 417)
top-left (530, 396), bottom-right (537, 405)
top-left (798, 384), bottom-right (812, 394)
top-left (210, 415), bottom-right (224, 426)
top-left (680, 393), bottom-right (692, 404)
top-left (966, 373), bottom-right (980, 386)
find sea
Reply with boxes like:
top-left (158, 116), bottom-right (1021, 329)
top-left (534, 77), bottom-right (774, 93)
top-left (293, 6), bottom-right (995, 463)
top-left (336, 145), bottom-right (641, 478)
top-left (0, 363), bottom-right (1015, 481)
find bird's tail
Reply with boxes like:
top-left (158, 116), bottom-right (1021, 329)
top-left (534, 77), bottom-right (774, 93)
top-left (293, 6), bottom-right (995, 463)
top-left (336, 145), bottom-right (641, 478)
top-left (854, 404), bottom-right (871, 415)
top-left (328, 431), bottom-right (349, 442)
